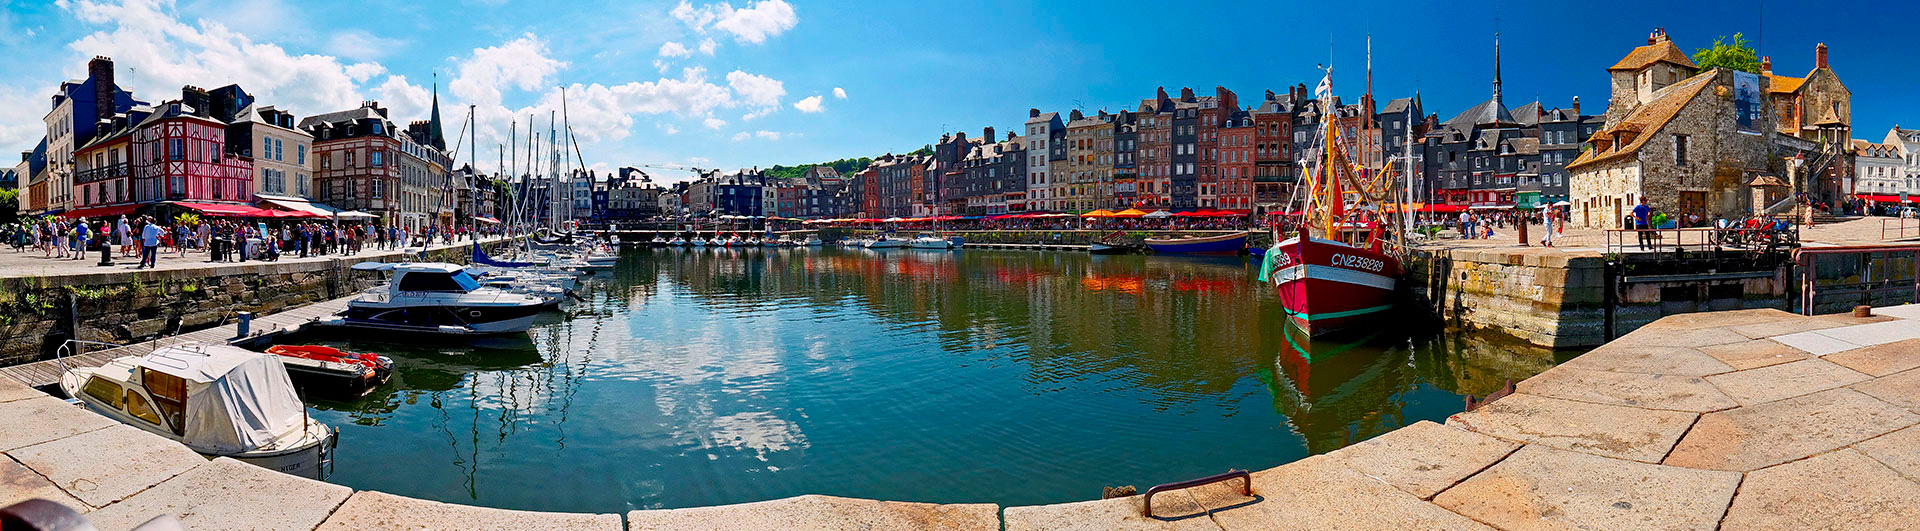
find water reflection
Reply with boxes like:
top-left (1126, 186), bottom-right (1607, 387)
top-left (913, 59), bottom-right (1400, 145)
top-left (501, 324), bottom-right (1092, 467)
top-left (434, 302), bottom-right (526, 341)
top-left (296, 246), bottom-right (1572, 513)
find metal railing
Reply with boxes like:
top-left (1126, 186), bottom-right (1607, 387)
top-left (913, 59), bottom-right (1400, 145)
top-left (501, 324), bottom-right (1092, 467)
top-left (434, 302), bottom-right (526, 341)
top-left (1883, 218), bottom-right (1920, 241)
top-left (1604, 226), bottom-right (1799, 256)
top-left (1142, 469), bottom-right (1251, 518)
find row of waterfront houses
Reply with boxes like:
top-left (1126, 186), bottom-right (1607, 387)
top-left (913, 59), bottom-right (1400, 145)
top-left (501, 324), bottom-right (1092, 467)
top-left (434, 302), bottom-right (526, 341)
top-left (8, 56), bottom-right (505, 230)
top-left (649, 29), bottom-right (1905, 224)
top-left (14, 30), bottom-right (1919, 228)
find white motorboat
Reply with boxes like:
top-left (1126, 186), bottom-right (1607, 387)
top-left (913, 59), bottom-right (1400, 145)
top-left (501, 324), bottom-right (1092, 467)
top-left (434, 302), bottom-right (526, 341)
top-left (336, 263), bottom-right (546, 335)
top-left (668, 237), bottom-right (688, 246)
top-left (724, 236), bottom-right (745, 247)
top-left (584, 244), bottom-right (619, 267)
top-left (801, 236), bottom-right (824, 246)
top-left (58, 342), bottom-right (337, 479)
top-left (649, 236), bottom-right (668, 246)
top-left (865, 235), bottom-right (907, 248)
top-left (908, 234), bottom-right (955, 249)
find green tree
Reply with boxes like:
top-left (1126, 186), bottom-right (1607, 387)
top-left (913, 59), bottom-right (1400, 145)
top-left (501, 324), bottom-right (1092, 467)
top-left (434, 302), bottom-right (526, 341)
top-left (1692, 33), bottom-right (1761, 74)
top-left (908, 144), bottom-right (934, 156)
top-left (0, 189), bottom-right (16, 225)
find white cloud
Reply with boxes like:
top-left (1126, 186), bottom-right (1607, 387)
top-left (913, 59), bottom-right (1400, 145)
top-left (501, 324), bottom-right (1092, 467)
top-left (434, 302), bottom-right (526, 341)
top-left (326, 30), bottom-right (406, 61)
top-left (725, 70), bottom-right (782, 107)
top-left (0, 85), bottom-right (45, 149)
top-left (754, 130), bottom-right (780, 140)
top-left (343, 63), bottom-right (387, 83)
top-left (703, 117), bottom-right (726, 129)
top-left (657, 41), bottom-right (691, 58)
top-left (832, 87), bottom-right (846, 99)
top-left (670, 0), bottom-right (796, 45)
top-left (792, 95), bottom-right (823, 113)
top-left (58, 0), bottom-right (371, 118)
top-left (731, 132), bottom-right (749, 141)
top-left (741, 107), bottom-right (775, 121)
top-left (697, 38), bottom-right (717, 55)
top-left (712, 0), bottom-right (796, 44)
top-left (374, 75), bottom-right (433, 123)
top-left (449, 33), bottom-right (566, 108)
top-left (651, 59), bottom-right (671, 74)
top-left (659, 122), bottom-right (679, 135)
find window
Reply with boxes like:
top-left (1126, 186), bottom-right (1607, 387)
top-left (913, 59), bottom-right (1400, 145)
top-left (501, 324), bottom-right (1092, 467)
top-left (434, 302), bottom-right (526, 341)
top-left (167, 138), bottom-right (184, 161)
top-left (1674, 134), bottom-right (1689, 165)
top-left (370, 151), bottom-right (384, 167)
top-left (346, 151), bottom-right (355, 167)
top-left (297, 145), bottom-right (306, 165)
top-left (125, 391), bottom-right (164, 426)
top-left (82, 376), bottom-right (121, 405)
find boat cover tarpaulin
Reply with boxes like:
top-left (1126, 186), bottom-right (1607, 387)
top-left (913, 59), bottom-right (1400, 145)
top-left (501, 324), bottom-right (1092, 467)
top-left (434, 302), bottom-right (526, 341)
top-left (139, 345), bottom-right (306, 455)
top-left (473, 244), bottom-right (540, 268)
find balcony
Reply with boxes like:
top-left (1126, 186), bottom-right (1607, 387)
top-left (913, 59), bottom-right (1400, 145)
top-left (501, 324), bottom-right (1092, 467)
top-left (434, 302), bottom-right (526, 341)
top-left (75, 163), bottom-right (129, 185)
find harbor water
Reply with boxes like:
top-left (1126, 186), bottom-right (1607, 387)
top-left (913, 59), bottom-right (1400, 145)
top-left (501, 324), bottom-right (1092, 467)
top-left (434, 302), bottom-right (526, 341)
top-left (295, 246), bottom-right (1574, 513)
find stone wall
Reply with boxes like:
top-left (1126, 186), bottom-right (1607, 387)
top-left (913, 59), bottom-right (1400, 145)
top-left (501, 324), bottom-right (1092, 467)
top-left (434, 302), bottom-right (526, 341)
top-left (0, 239), bottom-right (518, 366)
top-left (1408, 245), bottom-right (1794, 349)
top-left (1406, 247), bottom-right (1609, 349)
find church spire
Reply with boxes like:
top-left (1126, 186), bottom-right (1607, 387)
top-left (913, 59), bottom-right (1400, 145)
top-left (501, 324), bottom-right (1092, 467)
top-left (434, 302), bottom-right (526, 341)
top-left (428, 72), bottom-right (447, 151)
top-left (1492, 31), bottom-right (1503, 105)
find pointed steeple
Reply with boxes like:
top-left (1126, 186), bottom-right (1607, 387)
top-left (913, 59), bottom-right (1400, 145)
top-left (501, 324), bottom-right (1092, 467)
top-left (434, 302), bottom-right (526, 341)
top-left (428, 72), bottom-right (447, 151)
top-left (1492, 31), bottom-right (1503, 106)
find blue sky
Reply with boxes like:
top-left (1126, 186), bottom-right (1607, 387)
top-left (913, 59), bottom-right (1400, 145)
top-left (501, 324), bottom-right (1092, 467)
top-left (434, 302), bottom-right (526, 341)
top-left (2, 0), bottom-right (1915, 183)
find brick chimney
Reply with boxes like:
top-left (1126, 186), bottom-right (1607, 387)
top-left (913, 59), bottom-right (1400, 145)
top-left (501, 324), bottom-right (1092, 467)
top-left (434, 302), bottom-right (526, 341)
top-left (1761, 56), bottom-right (1772, 75)
top-left (89, 56), bottom-right (114, 129)
top-left (982, 126), bottom-right (995, 143)
top-left (1180, 87), bottom-right (1195, 101)
top-left (1156, 87), bottom-right (1169, 101)
top-left (181, 86), bottom-right (211, 117)
top-left (1816, 43), bottom-right (1828, 68)
top-left (1571, 96), bottom-right (1580, 116)
top-left (1029, 108), bottom-right (1040, 118)
top-left (1070, 109), bottom-right (1084, 121)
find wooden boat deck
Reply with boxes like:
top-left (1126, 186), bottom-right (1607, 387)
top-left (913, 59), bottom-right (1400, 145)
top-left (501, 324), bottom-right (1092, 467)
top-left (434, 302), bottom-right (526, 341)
top-left (0, 295), bottom-right (354, 389)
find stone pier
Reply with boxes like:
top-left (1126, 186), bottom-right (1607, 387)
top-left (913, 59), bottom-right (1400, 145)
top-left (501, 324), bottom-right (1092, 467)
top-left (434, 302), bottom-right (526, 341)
top-left (3, 306), bottom-right (1918, 529)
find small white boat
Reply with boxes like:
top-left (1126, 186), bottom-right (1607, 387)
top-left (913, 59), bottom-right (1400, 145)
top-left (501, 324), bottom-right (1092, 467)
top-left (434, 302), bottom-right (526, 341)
top-left (649, 236), bottom-right (667, 246)
top-left (802, 236), bottom-right (824, 246)
top-left (668, 237), bottom-right (688, 246)
top-left (724, 236), bottom-right (745, 247)
top-left (59, 343), bottom-right (338, 479)
top-left (865, 235), bottom-right (907, 248)
top-left (908, 233), bottom-right (955, 249)
top-left (690, 238), bottom-right (708, 247)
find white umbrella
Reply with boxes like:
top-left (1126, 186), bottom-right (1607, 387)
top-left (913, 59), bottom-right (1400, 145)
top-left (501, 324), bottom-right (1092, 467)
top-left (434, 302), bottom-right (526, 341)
top-left (1142, 210), bottom-right (1173, 218)
top-left (1552, 201), bottom-right (1571, 207)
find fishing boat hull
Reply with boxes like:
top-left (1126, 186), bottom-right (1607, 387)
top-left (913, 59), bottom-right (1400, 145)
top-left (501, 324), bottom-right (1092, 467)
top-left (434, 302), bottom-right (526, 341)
top-left (1144, 232), bottom-right (1248, 254)
top-left (1269, 236), bottom-right (1401, 338)
top-left (1088, 242), bottom-right (1127, 254)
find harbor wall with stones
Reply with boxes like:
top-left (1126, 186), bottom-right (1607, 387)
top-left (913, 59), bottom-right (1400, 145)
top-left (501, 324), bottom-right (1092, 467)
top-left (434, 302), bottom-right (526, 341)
top-left (0, 239), bottom-right (521, 366)
top-left (1407, 246), bottom-right (1793, 349)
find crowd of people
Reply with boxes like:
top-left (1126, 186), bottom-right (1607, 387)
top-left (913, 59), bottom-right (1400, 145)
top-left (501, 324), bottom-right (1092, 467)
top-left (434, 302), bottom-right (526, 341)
top-left (4, 214), bottom-right (512, 269)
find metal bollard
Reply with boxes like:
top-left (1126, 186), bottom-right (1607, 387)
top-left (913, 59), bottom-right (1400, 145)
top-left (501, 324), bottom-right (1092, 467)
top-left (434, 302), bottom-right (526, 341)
top-left (236, 311), bottom-right (253, 338)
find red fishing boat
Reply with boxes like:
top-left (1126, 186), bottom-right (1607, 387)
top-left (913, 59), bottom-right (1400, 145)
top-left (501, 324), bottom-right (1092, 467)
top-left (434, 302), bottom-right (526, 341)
top-left (1262, 62), bottom-right (1410, 337)
top-left (266, 345), bottom-right (393, 394)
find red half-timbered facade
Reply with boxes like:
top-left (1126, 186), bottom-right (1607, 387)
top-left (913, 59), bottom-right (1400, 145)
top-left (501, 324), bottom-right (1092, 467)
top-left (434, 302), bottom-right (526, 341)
top-left (132, 105), bottom-right (252, 204)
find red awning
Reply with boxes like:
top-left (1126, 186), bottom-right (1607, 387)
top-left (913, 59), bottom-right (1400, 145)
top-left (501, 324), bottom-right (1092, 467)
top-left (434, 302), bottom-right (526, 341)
top-left (172, 201), bottom-right (277, 217)
top-left (1856, 194), bottom-right (1911, 203)
top-left (61, 204), bottom-right (141, 219)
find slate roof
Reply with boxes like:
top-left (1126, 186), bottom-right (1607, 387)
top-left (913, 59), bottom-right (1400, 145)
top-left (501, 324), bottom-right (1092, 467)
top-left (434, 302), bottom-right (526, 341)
top-left (1566, 72), bottom-right (1716, 171)
top-left (297, 107), bottom-right (383, 130)
top-left (1443, 97), bottom-right (1519, 131)
top-left (1608, 40), bottom-right (1697, 72)
top-left (1380, 96), bottom-right (1418, 116)
top-left (1511, 102), bottom-right (1542, 126)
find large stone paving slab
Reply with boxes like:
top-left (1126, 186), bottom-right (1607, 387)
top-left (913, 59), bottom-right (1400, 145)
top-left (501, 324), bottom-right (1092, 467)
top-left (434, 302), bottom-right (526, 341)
top-left (0, 455), bottom-right (86, 511)
top-left (318, 491), bottom-right (621, 530)
top-left (635, 494), bottom-right (1001, 531)
top-left (1725, 315), bottom-right (1846, 340)
top-left (1183, 455), bottom-right (1491, 531)
top-left (1853, 424), bottom-right (1920, 481)
top-left (1720, 449), bottom-right (1920, 530)
top-left (0, 396), bottom-right (116, 451)
top-left (1557, 345), bottom-right (1735, 377)
top-left (1517, 366), bottom-right (1737, 412)
top-left (1664, 388), bottom-right (1920, 471)
top-left (1612, 326), bottom-right (1750, 349)
top-left (1874, 304), bottom-right (1920, 320)
top-left (1433, 445), bottom-right (1740, 531)
top-left (1851, 367), bottom-right (1920, 411)
top-left (1823, 338), bottom-right (1920, 377)
top-left (1697, 339), bottom-right (1810, 370)
top-left (1322, 420), bottom-right (1520, 499)
top-left (1809, 319), bottom-right (1920, 347)
top-left (1769, 329), bottom-right (1864, 356)
top-left (84, 457), bottom-right (352, 531)
top-left (1445, 393), bottom-right (1697, 463)
top-left (0, 376), bottom-right (46, 403)
top-left (1640, 309), bottom-right (1802, 331)
top-left (1002, 494), bottom-right (1216, 531)
top-left (1703, 358), bottom-right (1871, 406)
top-left (9, 424), bottom-right (206, 508)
